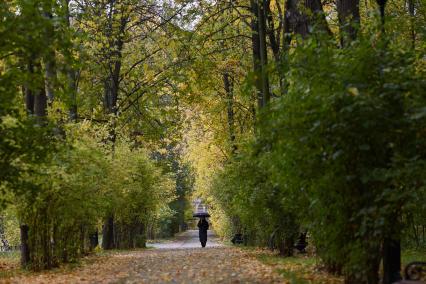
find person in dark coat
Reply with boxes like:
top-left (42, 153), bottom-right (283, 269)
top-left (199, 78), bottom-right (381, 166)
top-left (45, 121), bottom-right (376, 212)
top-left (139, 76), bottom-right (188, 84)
top-left (197, 217), bottom-right (209, 247)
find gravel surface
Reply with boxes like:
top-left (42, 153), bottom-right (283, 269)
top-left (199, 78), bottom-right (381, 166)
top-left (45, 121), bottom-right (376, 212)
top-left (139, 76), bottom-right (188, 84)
top-left (4, 231), bottom-right (284, 284)
top-left (149, 230), bottom-right (224, 249)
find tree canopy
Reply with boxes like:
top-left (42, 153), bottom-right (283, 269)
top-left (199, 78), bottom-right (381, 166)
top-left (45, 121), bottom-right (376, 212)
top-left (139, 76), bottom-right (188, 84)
top-left (0, 0), bottom-right (425, 282)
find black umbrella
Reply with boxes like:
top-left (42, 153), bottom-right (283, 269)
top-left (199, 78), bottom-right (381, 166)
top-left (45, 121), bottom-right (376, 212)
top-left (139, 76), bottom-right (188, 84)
top-left (193, 212), bottom-right (211, 218)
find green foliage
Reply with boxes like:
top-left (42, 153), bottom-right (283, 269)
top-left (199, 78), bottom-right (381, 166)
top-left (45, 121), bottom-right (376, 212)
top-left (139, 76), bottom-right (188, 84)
top-left (1, 0), bottom-right (186, 271)
top-left (210, 32), bottom-right (425, 280)
top-left (2, 209), bottom-right (20, 247)
top-left (279, 35), bottom-right (424, 279)
top-left (7, 122), bottom-right (175, 269)
top-left (109, 141), bottom-right (175, 247)
top-left (2, 0), bottom-right (426, 280)
top-left (151, 145), bottom-right (195, 237)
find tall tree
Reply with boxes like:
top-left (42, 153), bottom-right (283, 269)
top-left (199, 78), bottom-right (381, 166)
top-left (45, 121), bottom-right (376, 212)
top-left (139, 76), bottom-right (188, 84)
top-left (256, 0), bottom-right (270, 107)
top-left (42, 4), bottom-right (57, 104)
top-left (223, 71), bottom-right (237, 154)
top-left (336, 0), bottom-right (360, 46)
top-left (64, 0), bottom-right (78, 121)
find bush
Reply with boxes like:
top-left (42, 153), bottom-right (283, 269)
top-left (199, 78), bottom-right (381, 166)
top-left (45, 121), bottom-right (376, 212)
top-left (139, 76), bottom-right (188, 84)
top-left (1, 121), bottom-right (175, 270)
top-left (211, 33), bottom-right (426, 282)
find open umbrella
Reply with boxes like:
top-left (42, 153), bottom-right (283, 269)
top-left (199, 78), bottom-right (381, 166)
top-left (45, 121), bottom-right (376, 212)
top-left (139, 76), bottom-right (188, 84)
top-left (193, 212), bottom-right (211, 218)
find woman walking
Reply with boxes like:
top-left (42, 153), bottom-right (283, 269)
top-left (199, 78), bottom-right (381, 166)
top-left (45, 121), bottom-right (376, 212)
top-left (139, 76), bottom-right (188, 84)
top-left (197, 217), bottom-right (209, 247)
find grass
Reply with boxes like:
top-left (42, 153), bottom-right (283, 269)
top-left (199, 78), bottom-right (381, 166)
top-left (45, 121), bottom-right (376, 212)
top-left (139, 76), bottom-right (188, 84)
top-left (402, 248), bottom-right (426, 266)
top-left (0, 250), bottom-right (20, 261)
top-left (0, 251), bottom-right (22, 279)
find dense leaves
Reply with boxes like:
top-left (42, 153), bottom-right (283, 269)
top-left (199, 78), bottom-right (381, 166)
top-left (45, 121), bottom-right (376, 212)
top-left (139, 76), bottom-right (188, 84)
top-left (209, 32), bottom-right (426, 281)
top-left (1, 0), bottom-right (425, 281)
top-left (0, 0), bottom-right (183, 270)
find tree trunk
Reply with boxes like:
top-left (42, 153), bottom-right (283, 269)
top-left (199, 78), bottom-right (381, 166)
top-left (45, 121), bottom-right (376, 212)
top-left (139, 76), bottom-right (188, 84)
top-left (102, 11), bottom-right (127, 248)
top-left (102, 216), bottom-right (115, 250)
top-left (223, 72), bottom-right (237, 154)
top-left (336, 0), bottom-right (360, 46)
top-left (285, 0), bottom-right (330, 38)
top-left (367, 245), bottom-right (381, 284)
top-left (408, 0), bottom-right (415, 48)
top-left (44, 54), bottom-right (56, 104)
top-left (285, 0), bottom-right (309, 37)
top-left (250, 0), bottom-right (263, 109)
top-left (24, 60), bottom-right (35, 115)
top-left (24, 87), bottom-right (35, 115)
top-left (52, 221), bottom-right (60, 267)
top-left (136, 222), bottom-right (146, 248)
top-left (266, 0), bottom-right (279, 62)
top-left (62, 234), bottom-right (68, 262)
top-left (29, 61), bottom-right (48, 119)
top-left (20, 225), bottom-right (30, 268)
top-left (257, 0), bottom-right (270, 107)
top-left (383, 238), bottom-right (402, 284)
top-left (80, 225), bottom-right (85, 255)
top-left (305, 0), bottom-right (332, 34)
top-left (43, 10), bottom-right (57, 104)
top-left (64, 0), bottom-right (78, 121)
top-left (266, 0), bottom-right (286, 95)
top-left (34, 87), bottom-right (48, 118)
top-left (89, 230), bottom-right (99, 250)
top-left (42, 224), bottom-right (51, 269)
top-left (278, 235), bottom-right (294, 256)
top-left (377, 0), bottom-right (387, 31)
top-left (104, 15), bottom-right (126, 115)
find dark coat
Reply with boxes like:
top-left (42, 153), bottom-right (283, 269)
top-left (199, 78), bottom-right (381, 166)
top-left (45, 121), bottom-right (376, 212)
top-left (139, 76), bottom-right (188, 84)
top-left (197, 219), bottom-right (209, 243)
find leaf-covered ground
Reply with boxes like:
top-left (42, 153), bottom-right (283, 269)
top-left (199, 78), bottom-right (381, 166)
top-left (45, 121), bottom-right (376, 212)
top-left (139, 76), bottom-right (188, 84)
top-left (0, 252), bottom-right (20, 280)
top-left (3, 230), bottom-right (421, 284)
top-left (1, 247), bottom-right (284, 284)
top-left (250, 249), bottom-right (344, 284)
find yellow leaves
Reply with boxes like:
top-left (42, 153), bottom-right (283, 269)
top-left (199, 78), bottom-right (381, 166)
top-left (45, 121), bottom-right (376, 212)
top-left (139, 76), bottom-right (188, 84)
top-left (143, 63), bottom-right (154, 81)
top-left (219, 59), bottom-right (241, 72)
top-left (347, 87), bottom-right (360, 97)
top-left (0, 115), bottom-right (19, 129)
top-left (252, 250), bottom-right (344, 284)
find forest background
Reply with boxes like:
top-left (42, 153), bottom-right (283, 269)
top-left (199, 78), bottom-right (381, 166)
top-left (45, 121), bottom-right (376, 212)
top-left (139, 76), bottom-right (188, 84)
top-left (0, 0), bottom-right (425, 283)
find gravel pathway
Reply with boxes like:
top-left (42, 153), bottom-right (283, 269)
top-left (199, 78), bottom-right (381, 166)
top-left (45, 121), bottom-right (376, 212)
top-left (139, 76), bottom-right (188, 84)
top-left (4, 231), bottom-right (284, 284)
top-left (149, 230), bottom-right (224, 249)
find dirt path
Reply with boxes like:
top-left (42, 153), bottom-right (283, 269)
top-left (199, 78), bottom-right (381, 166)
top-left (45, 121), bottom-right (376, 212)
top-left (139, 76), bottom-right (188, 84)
top-left (3, 231), bottom-right (284, 284)
top-left (149, 230), bottom-right (223, 249)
